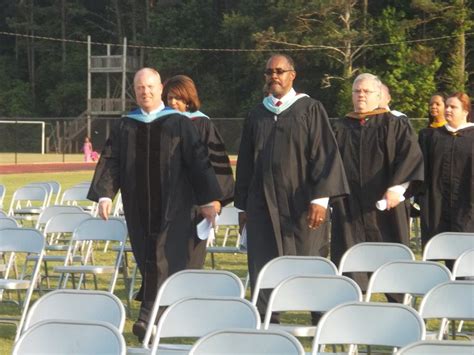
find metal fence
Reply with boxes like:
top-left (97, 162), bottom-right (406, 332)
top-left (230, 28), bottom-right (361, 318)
top-left (0, 117), bottom-right (429, 164)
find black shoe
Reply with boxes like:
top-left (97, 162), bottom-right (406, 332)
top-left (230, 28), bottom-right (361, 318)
top-left (132, 320), bottom-right (147, 343)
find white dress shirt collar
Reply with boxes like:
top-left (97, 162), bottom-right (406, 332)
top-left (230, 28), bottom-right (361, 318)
top-left (445, 122), bottom-right (474, 133)
top-left (270, 88), bottom-right (296, 106)
top-left (140, 102), bottom-right (165, 116)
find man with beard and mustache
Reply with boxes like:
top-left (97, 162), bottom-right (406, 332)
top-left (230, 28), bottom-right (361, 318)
top-left (88, 67), bottom-right (222, 341)
top-left (235, 54), bottom-right (349, 322)
top-left (330, 73), bottom-right (424, 297)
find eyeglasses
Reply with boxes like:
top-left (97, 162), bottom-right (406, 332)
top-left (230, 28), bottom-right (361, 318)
top-left (352, 89), bottom-right (378, 95)
top-left (264, 68), bottom-right (294, 76)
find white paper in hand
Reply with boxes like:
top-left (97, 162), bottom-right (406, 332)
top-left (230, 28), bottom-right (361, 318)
top-left (197, 214), bottom-right (219, 240)
top-left (376, 195), bottom-right (406, 211)
top-left (239, 225), bottom-right (247, 250)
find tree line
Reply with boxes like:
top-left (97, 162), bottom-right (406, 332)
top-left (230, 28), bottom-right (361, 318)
top-left (0, 0), bottom-right (472, 120)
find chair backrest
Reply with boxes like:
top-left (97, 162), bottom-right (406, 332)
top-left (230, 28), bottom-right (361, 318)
top-left (71, 218), bottom-right (128, 243)
top-left (395, 340), bottom-right (474, 354)
top-left (423, 232), bottom-right (474, 261)
top-left (142, 269), bottom-right (245, 346)
top-left (43, 211), bottom-right (92, 234)
top-left (59, 218), bottom-right (127, 292)
top-left (264, 275), bottom-right (362, 328)
top-left (0, 210), bottom-right (7, 218)
top-left (311, 302), bottom-right (426, 354)
top-left (36, 205), bottom-right (85, 230)
top-left (43, 181), bottom-right (61, 204)
top-left (12, 319), bottom-right (125, 355)
top-left (365, 260), bottom-right (452, 302)
top-left (338, 242), bottom-right (415, 274)
top-left (252, 256), bottom-right (338, 305)
top-left (26, 182), bottom-right (54, 206)
top-left (8, 185), bottom-right (49, 215)
top-left (42, 212), bottom-right (93, 247)
top-left (189, 328), bottom-right (305, 355)
top-left (419, 281), bottom-right (474, 321)
top-left (0, 227), bottom-right (45, 254)
top-left (0, 216), bottom-right (20, 229)
top-left (0, 228), bottom-right (45, 342)
top-left (22, 289), bottom-right (126, 333)
top-left (217, 206), bottom-right (239, 226)
top-left (60, 186), bottom-right (94, 210)
top-left (150, 297), bottom-right (260, 354)
top-left (0, 184), bottom-right (5, 208)
top-left (452, 249), bottom-right (474, 278)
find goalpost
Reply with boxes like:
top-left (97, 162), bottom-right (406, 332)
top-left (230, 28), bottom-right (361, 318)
top-left (0, 120), bottom-right (46, 154)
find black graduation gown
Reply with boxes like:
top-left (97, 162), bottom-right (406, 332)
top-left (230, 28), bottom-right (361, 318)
top-left (417, 126), bottom-right (442, 245)
top-left (235, 96), bottom-right (349, 312)
top-left (87, 112), bottom-right (222, 320)
top-left (421, 125), bottom-right (474, 242)
top-left (187, 115), bottom-right (235, 269)
top-left (330, 110), bottom-right (424, 289)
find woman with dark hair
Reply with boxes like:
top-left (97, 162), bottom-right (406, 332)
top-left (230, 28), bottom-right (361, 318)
top-left (419, 94), bottom-right (447, 144)
top-left (421, 92), bottom-right (474, 248)
top-left (163, 75), bottom-right (234, 268)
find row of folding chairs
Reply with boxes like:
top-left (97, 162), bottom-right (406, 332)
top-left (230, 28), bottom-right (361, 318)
top-left (0, 217), bottom-right (128, 341)
top-left (15, 321), bottom-right (472, 355)
top-left (123, 260), bottom-right (473, 354)
top-left (7, 265), bottom-right (473, 354)
top-left (5, 181), bottom-right (97, 223)
top-left (2, 202), bottom-right (137, 297)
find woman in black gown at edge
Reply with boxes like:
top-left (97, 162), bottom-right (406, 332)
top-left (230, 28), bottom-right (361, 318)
top-left (420, 92), bottom-right (474, 263)
top-left (162, 75), bottom-right (235, 269)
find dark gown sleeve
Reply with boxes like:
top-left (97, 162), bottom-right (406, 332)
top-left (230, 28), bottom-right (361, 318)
top-left (389, 117), bottom-right (424, 196)
top-left (417, 128), bottom-right (432, 197)
top-left (87, 120), bottom-right (122, 202)
top-left (192, 117), bottom-right (235, 206)
top-left (307, 101), bottom-right (349, 199)
top-left (234, 113), bottom-right (254, 210)
top-left (179, 118), bottom-right (223, 205)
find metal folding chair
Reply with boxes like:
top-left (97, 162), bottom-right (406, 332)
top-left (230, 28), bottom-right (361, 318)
top-left (0, 228), bottom-right (45, 341)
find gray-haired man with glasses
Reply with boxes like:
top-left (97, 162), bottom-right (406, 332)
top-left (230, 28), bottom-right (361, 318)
top-left (329, 73), bottom-right (424, 296)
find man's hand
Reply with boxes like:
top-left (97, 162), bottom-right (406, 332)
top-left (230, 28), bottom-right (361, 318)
top-left (200, 205), bottom-right (217, 227)
top-left (213, 201), bottom-right (222, 214)
top-left (238, 211), bottom-right (247, 235)
top-left (307, 204), bottom-right (326, 230)
top-left (98, 200), bottom-right (112, 220)
top-left (384, 190), bottom-right (402, 210)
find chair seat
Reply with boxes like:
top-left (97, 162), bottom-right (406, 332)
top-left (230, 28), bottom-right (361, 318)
top-left (13, 208), bottom-right (44, 220)
top-left (157, 344), bottom-right (192, 354)
top-left (27, 255), bottom-right (82, 262)
top-left (207, 246), bottom-right (246, 254)
top-left (268, 323), bottom-right (317, 337)
top-left (0, 279), bottom-right (31, 289)
top-left (45, 245), bottom-right (69, 251)
top-left (126, 346), bottom-right (190, 355)
top-left (126, 347), bottom-right (150, 354)
top-left (54, 265), bottom-right (115, 274)
top-left (126, 343), bottom-right (192, 355)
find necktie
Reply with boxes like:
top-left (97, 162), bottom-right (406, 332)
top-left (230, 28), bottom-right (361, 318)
top-left (275, 100), bottom-right (282, 107)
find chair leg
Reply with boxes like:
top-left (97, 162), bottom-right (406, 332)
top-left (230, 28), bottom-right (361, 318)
top-left (211, 252), bottom-right (216, 269)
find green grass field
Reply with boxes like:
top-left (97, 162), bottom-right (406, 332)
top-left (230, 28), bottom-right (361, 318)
top-left (0, 157), bottom-right (471, 354)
